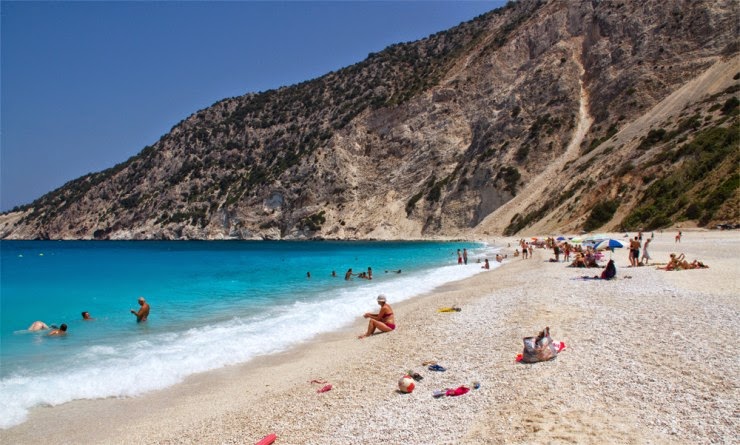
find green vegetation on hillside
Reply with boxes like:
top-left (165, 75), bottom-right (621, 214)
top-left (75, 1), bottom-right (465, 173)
top-left (621, 120), bottom-right (739, 230)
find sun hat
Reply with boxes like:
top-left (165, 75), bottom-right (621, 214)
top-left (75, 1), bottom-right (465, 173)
top-left (377, 294), bottom-right (386, 302)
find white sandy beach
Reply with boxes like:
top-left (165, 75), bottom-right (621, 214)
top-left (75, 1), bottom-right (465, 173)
top-left (2, 230), bottom-right (738, 444)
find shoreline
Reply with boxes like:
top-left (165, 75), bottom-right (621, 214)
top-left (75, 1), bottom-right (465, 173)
top-left (2, 230), bottom-right (738, 444)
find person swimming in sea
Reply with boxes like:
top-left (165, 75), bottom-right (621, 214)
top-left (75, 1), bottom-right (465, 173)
top-left (48, 323), bottom-right (67, 336)
top-left (28, 321), bottom-right (50, 331)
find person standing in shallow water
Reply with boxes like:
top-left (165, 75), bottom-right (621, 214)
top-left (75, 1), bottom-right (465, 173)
top-left (457, 249), bottom-right (463, 265)
top-left (131, 297), bottom-right (150, 322)
top-left (463, 248), bottom-right (468, 265)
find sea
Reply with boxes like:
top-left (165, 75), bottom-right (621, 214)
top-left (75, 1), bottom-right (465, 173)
top-left (0, 240), bottom-right (499, 428)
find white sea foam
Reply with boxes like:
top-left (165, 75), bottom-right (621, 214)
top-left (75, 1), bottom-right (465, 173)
top-left (0, 244), bottom-right (499, 429)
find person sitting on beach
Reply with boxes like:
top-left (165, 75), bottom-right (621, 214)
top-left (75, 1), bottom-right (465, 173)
top-left (28, 321), bottom-right (50, 331)
top-left (358, 294), bottom-right (396, 339)
top-left (514, 249), bottom-right (520, 257)
top-left (130, 297), bottom-right (150, 322)
top-left (48, 323), bottom-right (67, 336)
top-left (569, 253), bottom-right (587, 268)
top-left (482, 259), bottom-right (490, 269)
top-left (599, 259), bottom-right (617, 280)
top-left (82, 311), bottom-right (93, 320)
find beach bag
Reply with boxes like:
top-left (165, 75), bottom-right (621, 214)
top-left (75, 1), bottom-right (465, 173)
top-left (519, 327), bottom-right (562, 363)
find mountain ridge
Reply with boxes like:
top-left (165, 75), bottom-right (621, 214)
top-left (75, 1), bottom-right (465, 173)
top-left (2, 0), bottom-right (738, 240)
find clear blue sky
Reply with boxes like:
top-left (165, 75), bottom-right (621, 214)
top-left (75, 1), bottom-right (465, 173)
top-left (1, 1), bottom-right (505, 212)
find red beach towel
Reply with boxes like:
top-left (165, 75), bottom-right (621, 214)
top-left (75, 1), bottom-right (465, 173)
top-left (445, 386), bottom-right (469, 396)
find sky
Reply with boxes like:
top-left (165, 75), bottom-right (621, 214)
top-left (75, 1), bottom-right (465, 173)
top-left (1, 0), bottom-right (506, 212)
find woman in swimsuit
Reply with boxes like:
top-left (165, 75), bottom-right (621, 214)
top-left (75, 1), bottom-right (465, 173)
top-left (358, 294), bottom-right (396, 339)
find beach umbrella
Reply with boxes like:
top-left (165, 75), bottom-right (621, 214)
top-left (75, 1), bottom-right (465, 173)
top-left (556, 236), bottom-right (566, 241)
top-left (594, 239), bottom-right (626, 251)
top-left (570, 237), bottom-right (583, 244)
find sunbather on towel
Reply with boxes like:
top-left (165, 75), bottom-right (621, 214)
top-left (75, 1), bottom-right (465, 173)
top-left (659, 253), bottom-right (708, 270)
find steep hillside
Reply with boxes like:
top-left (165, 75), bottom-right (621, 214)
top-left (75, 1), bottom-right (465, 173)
top-left (1, 0), bottom-right (738, 240)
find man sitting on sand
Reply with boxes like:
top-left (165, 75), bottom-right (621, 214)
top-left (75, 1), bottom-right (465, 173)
top-left (358, 295), bottom-right (396, 339)
top-left (131, 297), bottom-right (150, 322)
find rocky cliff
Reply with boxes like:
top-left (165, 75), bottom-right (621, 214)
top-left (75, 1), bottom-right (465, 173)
top-left (1, 0), bottom-right (738, 240)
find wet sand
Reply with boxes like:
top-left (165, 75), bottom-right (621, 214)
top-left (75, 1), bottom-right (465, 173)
top-left (2, 230), bottom-right (738, 444)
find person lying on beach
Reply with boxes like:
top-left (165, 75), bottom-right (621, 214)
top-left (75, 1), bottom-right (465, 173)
top-left (131, 297), bottom-right (150, 322)
top-left (659, 253), bottom-right (709, 271)
top-left (48, 323), bottom-right (67, 336)
top-left (358, 294), bottom-right (396, 339)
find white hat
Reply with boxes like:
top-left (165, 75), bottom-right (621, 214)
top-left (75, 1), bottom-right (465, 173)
top-left (377, 294), bottom-right (387, 302)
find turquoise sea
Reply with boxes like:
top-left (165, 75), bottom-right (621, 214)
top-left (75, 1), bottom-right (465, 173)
top-left (0, 240), bottom-right (499, 428)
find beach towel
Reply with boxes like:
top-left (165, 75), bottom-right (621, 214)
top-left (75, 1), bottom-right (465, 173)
top-left (445, 386), bottom-right (470, 396)
top-left (517, 327), bottom-right (565, 363)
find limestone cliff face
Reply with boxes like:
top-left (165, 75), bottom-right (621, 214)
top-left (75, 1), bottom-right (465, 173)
top-left (1, 0), bottom-right (738, 240)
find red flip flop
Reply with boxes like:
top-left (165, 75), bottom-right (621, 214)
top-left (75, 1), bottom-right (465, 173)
top-left (317, 384), bottom-right (332, 393)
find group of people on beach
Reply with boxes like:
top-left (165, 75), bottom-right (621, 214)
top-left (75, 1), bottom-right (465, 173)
top-left (514, 241), bottom-right (535, 259)
top-left (27, 297), bottom-right (150, 336)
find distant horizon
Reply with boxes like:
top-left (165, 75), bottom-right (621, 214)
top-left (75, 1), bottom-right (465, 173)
top-left (1, 1), bottom-right (506, 212)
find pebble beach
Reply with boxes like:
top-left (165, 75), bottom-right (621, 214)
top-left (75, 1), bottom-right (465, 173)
top-left (2, 230), bottom-right (738, 445)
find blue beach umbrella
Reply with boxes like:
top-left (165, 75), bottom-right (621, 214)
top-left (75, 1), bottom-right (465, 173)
top-left (556, 236), bottom-right (566, 241)
top-left (594, 239), bottom-right (626, 251)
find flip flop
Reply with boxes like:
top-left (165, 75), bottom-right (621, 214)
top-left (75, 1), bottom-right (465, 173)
top-left (428, 364), bottom-right (446, 372)
top-left (316, 384), bottom-right (332, 393)
top-left (422, 360), bottom-right (437, 366)
top-left (432, 390), bottom-right (446, 398)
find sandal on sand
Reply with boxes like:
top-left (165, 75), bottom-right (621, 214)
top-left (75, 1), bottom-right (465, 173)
top-left (432, 390), bottom-right (446, 398)
top-left (428, 364), bottom-right (446, 372)
top-left (316, 384), bottom-right (332, 393)
top-left (422, 360), bottom-right (437, 366)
